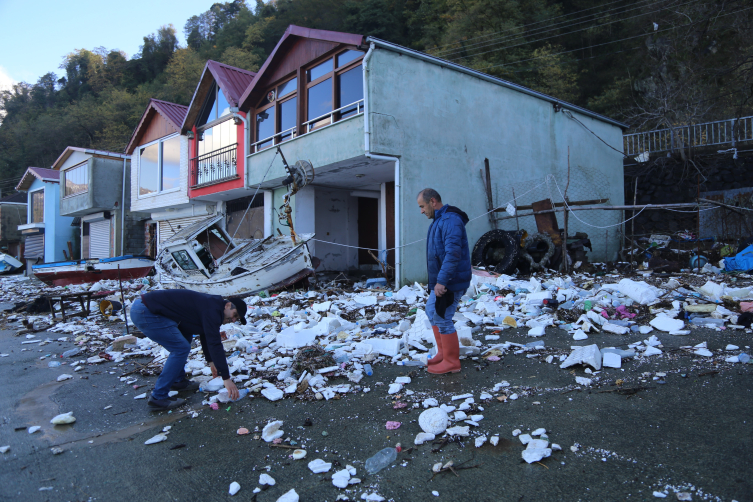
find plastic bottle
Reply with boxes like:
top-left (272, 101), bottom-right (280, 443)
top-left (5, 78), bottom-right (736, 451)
top-left (690, 317), bottom-right (725, 327)
top-left (47, 361), bottom-right (61, 368)
top-left (738, 353), bottom-right (750, 364)
top-left (558, 301), bottom-right (575, 310)
top-left (363, 364), bottom-right (373, 376)
top-left (584, 300), bottom-right (593, 311)
top-left (62, 348), bottom-right (81, 358)
top-left (365, 447), bottom-right (398, 474)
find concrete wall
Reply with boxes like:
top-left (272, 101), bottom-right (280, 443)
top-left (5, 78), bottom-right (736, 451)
top-left (313, 187), bottom-right (359, 270)
top-left (130, 134), bottom-right (190, 214)
top-left (28, 178), bottom-right (76, 263)
top-left (60, 158), bottom-right (127, 217)
top-left (246, 117), bottom-right (364, 187)
top-left (367, 48), bottom-right (625, 283)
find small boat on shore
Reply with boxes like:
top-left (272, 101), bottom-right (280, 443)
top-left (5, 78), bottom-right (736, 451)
top-left (32, 255), bottom-right (155, 286)
top-left (0, 253), bottom-right (23, 274)
top-left (155, 215), bottom-right (317, 297)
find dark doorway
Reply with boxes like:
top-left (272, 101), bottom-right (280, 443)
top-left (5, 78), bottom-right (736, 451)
top-left (146, 223), bottom-right (157, 259)
top-left (357, 197), bottom-right (378, 266)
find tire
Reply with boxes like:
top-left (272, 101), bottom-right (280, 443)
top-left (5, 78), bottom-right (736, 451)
top-left (472, 230), bottom-right (520, 275)
top-left (520, 233), bottom-right (555, 270)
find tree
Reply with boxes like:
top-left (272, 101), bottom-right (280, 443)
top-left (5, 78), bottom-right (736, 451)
top-left (162, 48), bottom-right (207, 105)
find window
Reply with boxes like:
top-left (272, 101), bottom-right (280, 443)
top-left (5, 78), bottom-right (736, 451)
top-left (197, 83), bottom-right (231, 127)
top-left (30, 190), bottom-right (44, 223)
top-left (171, 250), bottom-right (198, 270)
top-left (64, 162), bottom-right (89, 197)
top-left (254, 77), bottom-right (298, 152)
top-left (304, 50), bottom-right (364, 132)
top-left (139, 134), bottom-right (182, 197)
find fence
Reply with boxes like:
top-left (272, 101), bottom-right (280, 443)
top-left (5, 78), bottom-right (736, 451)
top-left (623, 116), bottom-right (753, 156)
top-left (190, 143), bottom-right (238, 187)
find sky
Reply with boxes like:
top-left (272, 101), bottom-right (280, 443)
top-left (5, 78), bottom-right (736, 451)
top-left (0, 0), bottom-right (221, 91)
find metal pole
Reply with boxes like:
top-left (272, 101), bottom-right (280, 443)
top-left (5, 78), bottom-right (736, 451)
top-left (117, 264), bottom-right (130, 336)
top-left (696, 175), bottom-right (701, 272)
top-left (563, 147), bottom-right (570, 273)
top-left (631, 178), bottom-right (638, 271)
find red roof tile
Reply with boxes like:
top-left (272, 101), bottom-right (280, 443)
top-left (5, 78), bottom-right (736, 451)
top-left (206, 61), bottom-right (257, 107)
top-left (125, 99), bottom-right (188, 154)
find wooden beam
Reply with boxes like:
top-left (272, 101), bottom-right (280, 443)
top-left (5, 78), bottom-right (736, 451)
top-left (494, 198), bottom-right (609, 212)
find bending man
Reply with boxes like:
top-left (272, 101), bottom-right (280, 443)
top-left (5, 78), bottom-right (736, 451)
top-left (130, 289), bottom-right (246, 410)
top-left (417, 188), bottom-right (472, 375)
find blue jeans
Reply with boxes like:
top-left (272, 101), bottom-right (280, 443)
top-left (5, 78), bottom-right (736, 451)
top-left (425, 290), bottom-right (464, 334)
top-left (130, 298), bottom-right (190, 400)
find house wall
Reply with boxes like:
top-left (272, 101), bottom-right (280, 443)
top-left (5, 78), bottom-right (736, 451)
top-left (367, 48), bottom-right (625, 284)
top-left (313, 187), bottom-right (359, 270)
top-left (188, 113), bottom-right (246, 198)
top-left (246, 116), bottom-right (365, 187)
top-left (60, 157), bottom-right (128, 217)
top-left (27, 178), bottom-right (76, 262)
top-left (131, 135), bottom-right (191, 214)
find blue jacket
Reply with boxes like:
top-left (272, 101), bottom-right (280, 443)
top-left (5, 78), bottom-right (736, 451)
top-left (426, 204), bottom-right (472, 292)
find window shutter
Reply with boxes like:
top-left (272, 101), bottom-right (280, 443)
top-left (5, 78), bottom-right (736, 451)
top-left (89, 219), bottom-right (112, 258)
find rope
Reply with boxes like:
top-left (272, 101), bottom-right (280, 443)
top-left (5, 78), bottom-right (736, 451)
top-left (221, 149), bottom-right (279, 260)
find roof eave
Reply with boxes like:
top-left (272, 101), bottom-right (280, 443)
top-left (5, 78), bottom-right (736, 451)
top-left (366, 37), bottom-right (628, 130)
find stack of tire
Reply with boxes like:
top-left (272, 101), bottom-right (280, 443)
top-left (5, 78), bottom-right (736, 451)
top-left (472, 230), bottom-right (555, 275)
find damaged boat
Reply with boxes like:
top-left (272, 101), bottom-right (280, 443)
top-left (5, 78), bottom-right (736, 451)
top-left (0, 253), bottom-right (23, 274)
top-left (32, 255), bottom-right (155, 286)
top-left (156, 149), bottom-right (318, 297)
top-left (155, 214), bottom-right (317, 297)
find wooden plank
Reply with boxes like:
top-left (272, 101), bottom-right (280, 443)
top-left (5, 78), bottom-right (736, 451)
top-left (531, 199), bottom-right (562, 245)
top-left (495, 198), bottom-right (608, 211)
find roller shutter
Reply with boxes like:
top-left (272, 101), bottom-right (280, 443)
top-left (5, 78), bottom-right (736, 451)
top-left (89, 219), bottom-right (112, 258)
top-left (158, 216), bottom-right (210, 247)
top-left (24, 234), bottom-right (44, 259)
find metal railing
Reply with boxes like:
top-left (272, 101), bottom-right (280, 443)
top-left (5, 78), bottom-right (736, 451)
top-left (624, 116), bottom-right (753, 156)
top-left (303, 99), bottom-right (364, 133)
top-left (190, 143), bottom-right (238, 187)
top-left (251, 126), bottom-right (296, 153)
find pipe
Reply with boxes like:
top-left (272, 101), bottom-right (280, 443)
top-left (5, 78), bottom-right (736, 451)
top-left (121, 158), bottom-right (127, 256)
top-left (231, 109), bottom-right (250, 187)
top-left (362, 42), bottom-right (400, 287)
top-left (367, 153), bottom-right (400, 288)
top-left (362, 42), bottom-right (375, 154)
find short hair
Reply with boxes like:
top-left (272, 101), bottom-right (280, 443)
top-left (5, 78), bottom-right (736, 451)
top-left (418, 188), bottom-right (442, 204)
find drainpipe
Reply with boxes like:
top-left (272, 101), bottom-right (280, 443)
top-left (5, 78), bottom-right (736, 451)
top-left (362, 42), bottom-right (375, 154)
top-left (121, 158), bottom-right (127, 256)
top-left (363, 42), bottom-right (401, 287)
top-left (231, 108), bottom-right (249, 187)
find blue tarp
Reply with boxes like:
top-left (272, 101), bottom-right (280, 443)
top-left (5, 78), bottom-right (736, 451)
top-left (724, 245), bottom-right (753, 272)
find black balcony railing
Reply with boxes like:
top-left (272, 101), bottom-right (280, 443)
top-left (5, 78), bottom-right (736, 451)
top-left (190, 143), bottom-right (238, 187)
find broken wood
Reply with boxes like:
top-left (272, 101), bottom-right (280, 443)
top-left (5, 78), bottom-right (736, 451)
top-left (597, 386), bottom-right (653, 395)
top-left (269, 444), bottom-right (298, 449)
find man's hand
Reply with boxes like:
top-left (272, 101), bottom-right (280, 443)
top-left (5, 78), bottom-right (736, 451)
top-left (224, 378), bottom-right (239, 401)
top-left (434, 283), bottom-right (447, 297)
top-left (210, 362), bottom-right (218, 378)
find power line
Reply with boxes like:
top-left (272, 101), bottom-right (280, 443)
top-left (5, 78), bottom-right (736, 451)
top-left (445, 0), bottom-right (696, 62)
top-left (436, 0), bottom-right (661, 59)
top-left (474, 6), bottom-right (753, 72)
top-left (432, 0), bottom-right (649, 52)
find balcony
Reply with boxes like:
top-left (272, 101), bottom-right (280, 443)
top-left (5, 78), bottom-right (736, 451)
top-left (624, 115), bottom-right (753, 156)
top-left (190, 143), bottom-right (239, 188)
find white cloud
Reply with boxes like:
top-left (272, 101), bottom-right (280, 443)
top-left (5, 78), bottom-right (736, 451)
top-left (0, 66), bottom-right (16, 92)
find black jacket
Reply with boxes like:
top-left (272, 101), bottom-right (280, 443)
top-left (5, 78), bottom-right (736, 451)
top-left (141, 290), bottom-right (231, 379)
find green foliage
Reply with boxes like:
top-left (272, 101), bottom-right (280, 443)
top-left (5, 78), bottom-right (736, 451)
top-left (1, 0), bottom-right (751, 187)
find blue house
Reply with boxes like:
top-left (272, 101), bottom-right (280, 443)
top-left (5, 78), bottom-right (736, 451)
top-left (16, 167), bottom-right (76, 272)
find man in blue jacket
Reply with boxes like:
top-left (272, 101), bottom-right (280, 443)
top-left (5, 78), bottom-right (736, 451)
top-left (130, 290), bottom-right (246, 410)
top-left (417, 188), bottom-right (472, 374)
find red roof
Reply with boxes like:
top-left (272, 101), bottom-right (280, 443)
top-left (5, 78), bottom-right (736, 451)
top-left (16, 167), bottom-right (60, 191)
top-left (182, 61), bottom-right (257, 132)
top-left (125, 99), bottom-right (188, 154)
top-left (206, 61), bottom-right (257, 107)
top-left (152, 99), bottom-right (188, 130)
top-left (239, 25), bottom-right (364, 110)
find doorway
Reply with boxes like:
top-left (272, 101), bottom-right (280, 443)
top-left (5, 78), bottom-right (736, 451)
top-left (357, 197), bottom-right (378, 266)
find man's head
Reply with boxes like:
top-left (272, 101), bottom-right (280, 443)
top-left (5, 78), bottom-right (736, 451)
top-left (223, 298), bottom-right (248, 325)
top-left (417, 188), bottom-right (443, 219)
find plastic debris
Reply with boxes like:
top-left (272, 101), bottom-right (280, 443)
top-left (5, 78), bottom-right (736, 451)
top-left (365, 447), bottom-right (397, 474)
top-left (259, 473), bottom-right (275, 486)
top-left (50, 412), bottom-right (76, 425)
top-left (229, 481), bottom-right (241, 496)
top-left (262, 420), bottom-right (284, 442)
top-left (276, 489), bottom-right (299, 502)
top-left (308, 458), bottom-right (332, 473)
top-left (28, 426), bottom-right (41, 434)
top-left (144, 434), bottom-right (167, 445)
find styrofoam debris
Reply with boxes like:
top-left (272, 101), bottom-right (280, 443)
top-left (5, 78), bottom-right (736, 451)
top-left (262, 420), bottom-right (284, 442)
top-left (229, 482), bottom-right (241, 496)
top-left (50, 412), bottom-right (76, 425)
top-left (419, 408), bottom-right (449, 435)
top-left (308, 459), bottom-right (332, 473)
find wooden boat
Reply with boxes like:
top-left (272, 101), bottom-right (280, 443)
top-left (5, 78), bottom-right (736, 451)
top-left (32, 255), bottom-right (155, 286)
top-left (0, 253), bottom-right (22, 274)
top-left (155, 215), bottom-right (317, 297)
